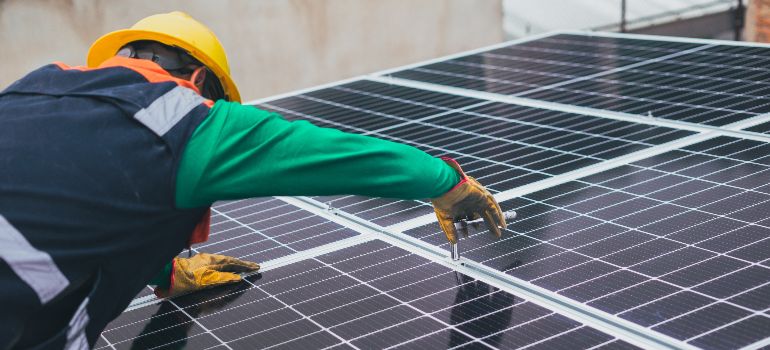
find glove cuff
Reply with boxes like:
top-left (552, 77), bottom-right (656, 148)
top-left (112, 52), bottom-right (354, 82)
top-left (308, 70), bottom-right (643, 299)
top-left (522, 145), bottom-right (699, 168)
top-left (439, 157), bottom-right (469, 193)
top-left (153, 259), bottom-right (177, 298)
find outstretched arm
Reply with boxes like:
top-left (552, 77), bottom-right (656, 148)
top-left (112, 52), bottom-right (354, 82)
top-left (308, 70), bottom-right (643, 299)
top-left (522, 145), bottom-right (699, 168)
top-left (175, 100), bottom-right (460, 208)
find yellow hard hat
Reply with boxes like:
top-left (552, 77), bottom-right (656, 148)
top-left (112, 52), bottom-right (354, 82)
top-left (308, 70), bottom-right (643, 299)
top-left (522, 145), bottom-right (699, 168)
top-left (87, 11), bottom-right (241, 102)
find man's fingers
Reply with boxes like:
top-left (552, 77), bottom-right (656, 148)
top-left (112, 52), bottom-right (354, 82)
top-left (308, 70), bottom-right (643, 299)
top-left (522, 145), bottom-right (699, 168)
top-left (439, 218), bottom-right (458, 244)
top-left (436, 211), bottom-right (458, 244)
top-left (491, 199), bottom-right (506, 228)
top-left (212, 256), bottom-right (260, 273)
top-left (195, 269), bottom-right (242, 288)
top-left (483, 210), bottom-right (502, 238)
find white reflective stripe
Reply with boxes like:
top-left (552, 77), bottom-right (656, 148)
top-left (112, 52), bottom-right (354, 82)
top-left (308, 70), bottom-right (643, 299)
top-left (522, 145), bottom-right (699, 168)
top-left (134, 85), bottom-right (205, 136)
top-left (0, 215), bottom-right (69, 304)
top-left (64, 297), bottom-right (90, 350)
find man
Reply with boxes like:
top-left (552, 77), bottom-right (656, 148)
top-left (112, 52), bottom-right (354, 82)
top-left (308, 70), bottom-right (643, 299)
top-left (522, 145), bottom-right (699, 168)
top-left (0, 12), bottom-right (505, 349)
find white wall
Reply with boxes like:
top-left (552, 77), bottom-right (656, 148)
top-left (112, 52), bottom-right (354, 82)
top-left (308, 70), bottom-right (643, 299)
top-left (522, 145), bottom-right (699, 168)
top-left (0, 0), bottom-right (503, 100)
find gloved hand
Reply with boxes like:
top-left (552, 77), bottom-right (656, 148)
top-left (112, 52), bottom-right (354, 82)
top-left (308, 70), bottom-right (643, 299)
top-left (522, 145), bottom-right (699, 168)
top-left (154, 253), bottom-right (259, 298)
top-left (431, 158), bottom-right (506, 244)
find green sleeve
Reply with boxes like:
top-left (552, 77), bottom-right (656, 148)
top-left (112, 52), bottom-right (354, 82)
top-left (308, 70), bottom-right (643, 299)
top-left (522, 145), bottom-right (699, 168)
top-left (175, 100), bottom-right (461, 208)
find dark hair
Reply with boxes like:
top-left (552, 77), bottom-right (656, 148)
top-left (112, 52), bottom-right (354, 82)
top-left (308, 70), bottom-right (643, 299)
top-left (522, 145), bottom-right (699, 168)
top-left (200, 69), bottom-right (225, 101)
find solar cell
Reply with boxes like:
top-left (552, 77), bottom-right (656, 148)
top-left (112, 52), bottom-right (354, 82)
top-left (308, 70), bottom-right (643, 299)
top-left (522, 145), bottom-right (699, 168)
top-left (97, 241), bottom-right (640, 349)
top-left (391, 33), bottom-right (770, 127)
top-left (403, 136), bottom-right (770, 349)
top-left (746, 121), bottom-right (770, 135)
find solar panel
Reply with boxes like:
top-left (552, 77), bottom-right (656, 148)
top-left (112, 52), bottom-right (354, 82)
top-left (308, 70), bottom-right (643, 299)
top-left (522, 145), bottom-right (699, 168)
top-left (403, 136), bottom-right (770, 349)
top-left (389, 33), bottom-right (770, 127)
top-left (99, 31), bottom-right (770, 350)
top-left (97, 240), bottom-right (641, 349)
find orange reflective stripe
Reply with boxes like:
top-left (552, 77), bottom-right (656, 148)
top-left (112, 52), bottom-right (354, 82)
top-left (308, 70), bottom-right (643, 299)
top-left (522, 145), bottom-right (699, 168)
top-left (99, 57), bottom-right (201, 92)
top-left (50, 57), bottom-right (214, 107)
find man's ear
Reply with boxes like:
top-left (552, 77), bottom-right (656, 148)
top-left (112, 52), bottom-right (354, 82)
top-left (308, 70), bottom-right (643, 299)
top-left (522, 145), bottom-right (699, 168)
top-left (191, 67), bottom-right (207, 90)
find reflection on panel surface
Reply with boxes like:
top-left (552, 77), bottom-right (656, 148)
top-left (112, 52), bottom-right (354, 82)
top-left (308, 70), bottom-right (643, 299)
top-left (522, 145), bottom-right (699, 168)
top-left (393, 33), bottom-right (770, 127)
top-left (392, 34), bottom-right (702, 95)
top-left (405, 136), bottom-right (770, 349)
top-left (97, 241), bottom-right (638, 349)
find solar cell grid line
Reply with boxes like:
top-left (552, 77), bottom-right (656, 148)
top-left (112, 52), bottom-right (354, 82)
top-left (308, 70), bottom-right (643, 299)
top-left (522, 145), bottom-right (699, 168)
top-left (98, 240), bottom-right (641, 350)
top-left (95, 335), bottom-right (117, 350)
top-left (387, 33), bottom-right (707, 96)
top-left (401, 136), bottom-right (770, 349)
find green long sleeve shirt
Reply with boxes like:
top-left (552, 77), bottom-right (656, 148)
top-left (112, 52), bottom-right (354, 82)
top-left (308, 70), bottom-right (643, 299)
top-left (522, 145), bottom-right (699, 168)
top-left (151, 100), bottom-right (460, 288)
top-left (176, 100), bottom-right (460, 207)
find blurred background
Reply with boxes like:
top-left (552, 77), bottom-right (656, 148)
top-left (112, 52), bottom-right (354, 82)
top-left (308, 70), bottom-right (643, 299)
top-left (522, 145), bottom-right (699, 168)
top-left (0, 0), bottom-right (763, 101)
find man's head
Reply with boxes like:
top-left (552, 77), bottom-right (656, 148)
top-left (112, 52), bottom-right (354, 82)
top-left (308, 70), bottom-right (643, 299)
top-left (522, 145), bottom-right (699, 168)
top-left (87, 12), bottom-right (240, 102)
top-left (115, 40), bottom-right (225, 100)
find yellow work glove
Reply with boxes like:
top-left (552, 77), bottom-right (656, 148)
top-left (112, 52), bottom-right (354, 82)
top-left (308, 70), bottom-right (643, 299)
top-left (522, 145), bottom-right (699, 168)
top-left (431, 158), bottom-right (507, 244)
top-left (154, 253), bottom-right (260, 298)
